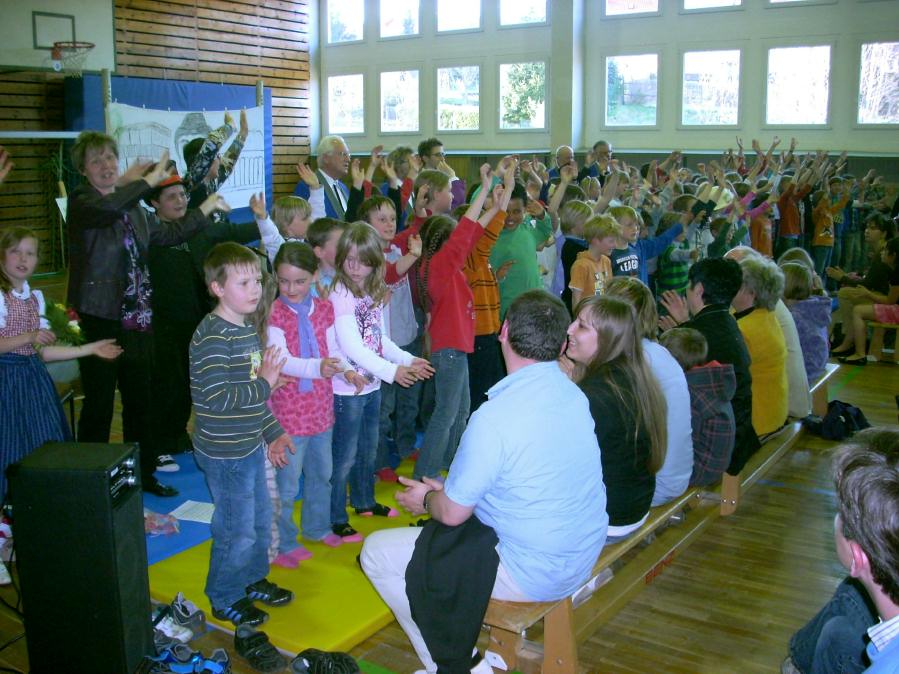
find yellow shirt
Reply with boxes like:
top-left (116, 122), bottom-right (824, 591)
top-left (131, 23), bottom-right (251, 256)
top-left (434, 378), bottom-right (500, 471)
top-left (736, 307), bottom-right (788, 435)
top-left (569, 251), bottom-right (612, 300)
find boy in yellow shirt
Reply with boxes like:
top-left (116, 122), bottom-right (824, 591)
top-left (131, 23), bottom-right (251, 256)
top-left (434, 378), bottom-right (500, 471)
top-left (568, 214), bottom-right (621, 311)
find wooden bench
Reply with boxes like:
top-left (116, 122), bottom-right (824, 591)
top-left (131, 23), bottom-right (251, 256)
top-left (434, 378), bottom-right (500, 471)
top-left (481, 403), bottom-right (828, 672)
top-left (810, 362), bottom-right (841, 418)
top-left (869, 322), bottom-right (898, 363)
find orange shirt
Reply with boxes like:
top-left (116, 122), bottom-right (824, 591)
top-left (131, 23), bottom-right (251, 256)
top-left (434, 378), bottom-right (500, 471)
top-left (464, 210), bottom-right (505, 336)
top-left (569, 250), bottom-right (612, 300)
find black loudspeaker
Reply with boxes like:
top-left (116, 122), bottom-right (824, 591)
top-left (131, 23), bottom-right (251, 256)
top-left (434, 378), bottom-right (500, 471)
top-left (7, 442), bottom-right (153, 674)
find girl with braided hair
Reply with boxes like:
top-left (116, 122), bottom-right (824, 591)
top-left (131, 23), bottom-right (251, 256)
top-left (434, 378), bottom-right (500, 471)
top-left (411, 164), bottom-right (502, 482)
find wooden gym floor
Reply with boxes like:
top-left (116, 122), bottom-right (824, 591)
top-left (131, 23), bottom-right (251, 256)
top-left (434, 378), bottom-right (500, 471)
top-left (0, 281), bottom-right (896, 673)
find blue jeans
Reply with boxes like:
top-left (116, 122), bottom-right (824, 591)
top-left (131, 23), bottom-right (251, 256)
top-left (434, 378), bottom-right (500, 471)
top-left (331, 390), bottom-right (381, 525)
top-left (812, 245), bottom-right (833, 278)
top-left (195, 448), bottom-right (271, 610)
top-left (275, 429), bottom-right (333, 549)
top-left (377, 338), bottom-right (422, 469)
top-left (414, 349), bottom-right (470, 481)
top-left (789, 578), bottom-right (877, 674)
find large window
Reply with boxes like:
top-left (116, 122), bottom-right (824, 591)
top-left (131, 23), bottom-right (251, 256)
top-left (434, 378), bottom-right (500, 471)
top-left (681, 49), bottom-right (741, 125)
top-left (437, 66), bottom-right (480, 131)
top-left (858, 42), bottom-right (899, 125)
top-left (328, 74), bottom-right (364, 134)
top-left (437, 0), bottom-right (481, 32)
top-left (604, 0), bottom-right (659, 16)
top-left (499, 0), bottom-right (547, 26)
top-left (605, 54), bottom-right (658, 126)
top-left (766, 46), bottom-right (831, 125)
top-left (380, 0), bottom-right (418, 38)
top-left (380, 70), bottom-right (419, 132)
top-left (683, 0), bottom-right (741, 9)
top-left (327, 0), bottom-right (363, 44)
top-left (499, 62), bottom-right (546, 130)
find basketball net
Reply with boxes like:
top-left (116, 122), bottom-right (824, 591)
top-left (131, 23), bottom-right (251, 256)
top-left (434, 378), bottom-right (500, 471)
top-left (51, 41), bottom-right (95, 77)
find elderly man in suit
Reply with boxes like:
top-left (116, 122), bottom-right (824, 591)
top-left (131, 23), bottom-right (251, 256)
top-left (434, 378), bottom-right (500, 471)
top-left (294, 134), bottom-right (351, 220)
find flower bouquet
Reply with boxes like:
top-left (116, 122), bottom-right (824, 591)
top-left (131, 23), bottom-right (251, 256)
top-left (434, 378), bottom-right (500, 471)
top-left (43, 302), bottom-right (84, 384)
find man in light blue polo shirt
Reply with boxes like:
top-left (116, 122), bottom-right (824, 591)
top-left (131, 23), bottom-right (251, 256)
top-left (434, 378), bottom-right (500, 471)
top-left (361, 289), bottom-right (608, 674)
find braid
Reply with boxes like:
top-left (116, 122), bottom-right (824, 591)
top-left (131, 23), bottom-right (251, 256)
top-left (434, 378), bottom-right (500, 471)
top-left (415, 216), bottom-right (453, 360)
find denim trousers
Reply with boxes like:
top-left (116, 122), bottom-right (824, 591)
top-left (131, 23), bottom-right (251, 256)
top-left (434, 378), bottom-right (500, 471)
top-left (195, 447), bottom-right (271, 610)
top-left (275, 429), bottom-right (334, 550)
top-left (812, 245), bottom-right (833, 278)
top-left (414, 349), bottom-right (470, 481)
top-left (331, 390), bottom-right (381, 525)
top-left (789, 577), bottom-right (877, 674)
top-left (377, 337), bottom-right (422, 470)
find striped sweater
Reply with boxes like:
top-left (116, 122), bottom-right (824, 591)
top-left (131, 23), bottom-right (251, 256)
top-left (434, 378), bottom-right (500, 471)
top-left (189, 313), bottom-right (284, 459)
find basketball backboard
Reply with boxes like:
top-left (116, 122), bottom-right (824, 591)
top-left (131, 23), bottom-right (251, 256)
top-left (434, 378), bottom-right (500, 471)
top-left (0, 0), bottom-right (115, 73)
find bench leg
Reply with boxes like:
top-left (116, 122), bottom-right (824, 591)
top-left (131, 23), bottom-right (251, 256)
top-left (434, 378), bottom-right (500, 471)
top-left (487, 626), bottom-right (522, 671)
top-left (542, 599), bottom-right (578, 674)
top-left (720, 473), bottom-right (739, 516)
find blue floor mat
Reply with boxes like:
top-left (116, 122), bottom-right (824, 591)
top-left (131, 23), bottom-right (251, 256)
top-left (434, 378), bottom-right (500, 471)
top-left (144, 453), bottom-right (213, 566)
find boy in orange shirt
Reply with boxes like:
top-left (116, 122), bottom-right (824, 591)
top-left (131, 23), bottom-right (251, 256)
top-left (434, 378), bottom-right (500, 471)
top-left (568, 214), bottom-right (621, 311)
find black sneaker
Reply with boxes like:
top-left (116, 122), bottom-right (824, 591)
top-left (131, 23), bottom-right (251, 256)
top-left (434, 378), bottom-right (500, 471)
top-left (212, 596), bottom-right (268, 627)
top-left (246, 578), bottom-right (293, 607)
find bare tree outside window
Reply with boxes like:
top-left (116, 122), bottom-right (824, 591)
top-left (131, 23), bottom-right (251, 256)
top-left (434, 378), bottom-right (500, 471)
top-left (437, 66), bottom-right (480, 130)
top-left (858, 42), bottom-right (899, 125)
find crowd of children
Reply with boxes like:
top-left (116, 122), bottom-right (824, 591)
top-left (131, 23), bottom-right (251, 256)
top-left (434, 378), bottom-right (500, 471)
top-left (1, 130), bottom-right (897, 670)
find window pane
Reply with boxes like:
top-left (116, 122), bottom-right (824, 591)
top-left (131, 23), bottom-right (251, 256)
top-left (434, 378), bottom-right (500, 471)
top-left (684, 0), bottom-right (741, 8)
top-left (605, 54), bottom-right (658, 126)
top-left (682, 50), bottom-right (741, 125)
top-left (500, 0), bottom-right (547, 25)
top-left (328, 0), bottom-right (363, 43)
top-left (437, 0), bottom-right (481, 31)
top-left (500, 62), bottom-right (546, 129)
top-left (858, 42), bottom-right (899, 125)
top-left (381, 70), bottom-right (419, 132)
top-left (766, 46), bottom-right (830, 124)
top-left (380, 0), bottom-right (418, 38)
top-left (437, 66), bottom-right (480, 131)
top-left (328, 74), bottom-right (364, 133)
top-left (605, 0), bottom-right (659, 16)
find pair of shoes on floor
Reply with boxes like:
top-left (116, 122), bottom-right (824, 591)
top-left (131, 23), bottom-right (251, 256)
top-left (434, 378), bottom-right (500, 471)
top-left (290, 648), bottom-right (360, 673)
top-left (235, 625), bottom-right (287, 673)
top-left (272, 546), bottom-right (313, 569)
top-left (145, 477), bottom-right (179, 498)
top-left (153, 606), bottom-right (193, 643)
top-left (148, 643), bottom-right (230, 674)
top-left (214, 578), bottom-right (294, 626)
top-left (171, 591), bottom-right (206, 633)
top-left (838, 354), bottom-right (869, 366)
top-left (331, 523), bottom-right (364, 542)
top-left (156, 454), bottom-right (180, 473)
top-left (354, 503), bottom-right (399, 517)
top-left (830, 345), bottom-right (854, 357)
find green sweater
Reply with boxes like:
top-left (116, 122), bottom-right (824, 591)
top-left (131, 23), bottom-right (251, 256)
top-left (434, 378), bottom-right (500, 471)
top-left (489, 214), bottom-right (554, 318)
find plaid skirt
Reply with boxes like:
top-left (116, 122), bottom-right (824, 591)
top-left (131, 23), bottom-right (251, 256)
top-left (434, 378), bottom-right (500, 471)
top-left (0, 353), bottom-right (72, 502)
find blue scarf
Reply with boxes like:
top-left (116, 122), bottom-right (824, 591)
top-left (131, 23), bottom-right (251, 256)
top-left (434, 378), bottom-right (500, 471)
top-left (277, 294), bottom-right (320, 392)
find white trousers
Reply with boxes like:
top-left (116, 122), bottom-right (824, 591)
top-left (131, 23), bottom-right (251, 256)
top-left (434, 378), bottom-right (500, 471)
top-left (360, 526), bottom-right (531, 673)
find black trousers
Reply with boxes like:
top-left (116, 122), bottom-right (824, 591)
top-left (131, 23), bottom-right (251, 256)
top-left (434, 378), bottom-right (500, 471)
top-left (77, 314), bottom-right (158, 482)
top-left (150, 316), bottom-right (197, 454)
top-left (467, 333), bottom-right (505, 415)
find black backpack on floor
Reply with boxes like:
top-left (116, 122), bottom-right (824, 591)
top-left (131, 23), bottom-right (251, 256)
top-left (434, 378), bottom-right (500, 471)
top-left (803, 400), bottom-right (871, 440)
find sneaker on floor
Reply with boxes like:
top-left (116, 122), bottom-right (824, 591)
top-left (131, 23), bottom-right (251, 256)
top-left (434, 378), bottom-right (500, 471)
top-left (200, 648), bottom-right (231, 674)
top-left (154, 613), bottom-right (193, 643)
top-left (375, 467), bottom-right (399, 482)
top-left (331, 523), bottom-right (364, 543)
top-left (156, 454), bottom-right (180, 473)
top-left (212, 596), bottom-right (268, 627)
top-left (354, 503), bottom-right (399, 517)
top-left (171, 591), bottom-right (206, 633)
top-left (246, 578), bottom-right (293, 607)
top-left (234, 625), bottom-right (287, 673)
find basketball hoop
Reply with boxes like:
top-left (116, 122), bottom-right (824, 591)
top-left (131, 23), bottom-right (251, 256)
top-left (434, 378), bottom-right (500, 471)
top-left (51, 41), bottom-right (95, 77)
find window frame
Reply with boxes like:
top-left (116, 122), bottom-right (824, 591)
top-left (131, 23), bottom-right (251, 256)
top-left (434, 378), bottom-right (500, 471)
top-left (601, 50), bottom-right (662, 130)
top-left (677, 44), bottom-right (744, 130)
top-left (324, 0), bottom-right (365, 46)
top-left (497, 0), bottom-right (550, 29)
top-left (679, 0), bottom-right (743, 15)
top-left (378, 67), bottom-right (422, 135)
top-left (434, 61), bottom-right (484, 134)
top-left (853, 36), bottom-right (899, 129)
top-left (377, 0), bottom-right (421, 42)
top-left (600, 0), bottom-right (662, 20)
top-left (436, 0), bottom-right (483, 35)
top-left (324, 70), bottom-right (367, 137)
top-left (496, 58), bottom-right (550, 133)
top-left (764, 0), bottom-right (837, 8)
top-left (762, 40), bottom-right (835, 129)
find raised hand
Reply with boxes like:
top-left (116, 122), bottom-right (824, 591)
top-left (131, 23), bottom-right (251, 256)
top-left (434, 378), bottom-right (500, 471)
top-left (200, 192), bottom-right (231, 217)
top-left (296, 161), bottom-right (321, 189)
top-left (659, 290), bottom-right (690, 325)
top-left (437, 158), bottom-right (457, 180)
top-left (224, 110), bottom-right (235, 128)
top-left (350, 158), bottom-right (364, 188)
top-left (479, 162), bottom-right (493, 190)
top-left (119, 159), bottom-right (154, 187)
top-left (249, 192), bottom-right (267, 220)
top-left (408, 154), bottom-right (423, 179)
top-left (143, 150), bottom-right (175, 187)
top-left (560, 164), bottom-right (577, 183)
top-left (382, 159), bottom-right (400, 186)
top-left (239, 109), bottom-right (249, 141)
top-left (408, 233), bottom-right (423, 258)
top-left (414, 184), bottom-right (430, 217)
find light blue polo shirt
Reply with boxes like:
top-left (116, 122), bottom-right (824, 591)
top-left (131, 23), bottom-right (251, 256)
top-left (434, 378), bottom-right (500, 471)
top-left (444, 360), bottom-right (608, 601)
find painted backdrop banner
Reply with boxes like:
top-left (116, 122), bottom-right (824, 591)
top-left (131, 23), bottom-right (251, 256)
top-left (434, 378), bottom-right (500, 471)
top-left (107, 102), bottom-right (265, 208)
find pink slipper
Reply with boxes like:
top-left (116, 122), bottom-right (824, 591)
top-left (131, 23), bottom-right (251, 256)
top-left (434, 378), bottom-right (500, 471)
top-left (355, 503), bottom-right (400, 518)
top-left (321, 533), bottom-right (344, 548)
top-left (272, 552), bottom-right (299, 569)
top-left (287, 546), bottom-right (313, 562)
top-left (332, 523), bottom-right (365, 543)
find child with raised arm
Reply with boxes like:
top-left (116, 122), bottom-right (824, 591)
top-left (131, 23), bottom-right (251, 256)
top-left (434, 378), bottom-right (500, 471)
top-left (252, 162), bottom-right (324, 265)
top-left (189, 242), bottom-right (295, 628)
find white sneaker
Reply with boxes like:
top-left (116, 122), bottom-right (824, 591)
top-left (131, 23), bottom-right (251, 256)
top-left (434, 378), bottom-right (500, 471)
top-left (156, 455), bottom-right (180, 473)
top-left (154, 614), bottom-right (192, 643)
